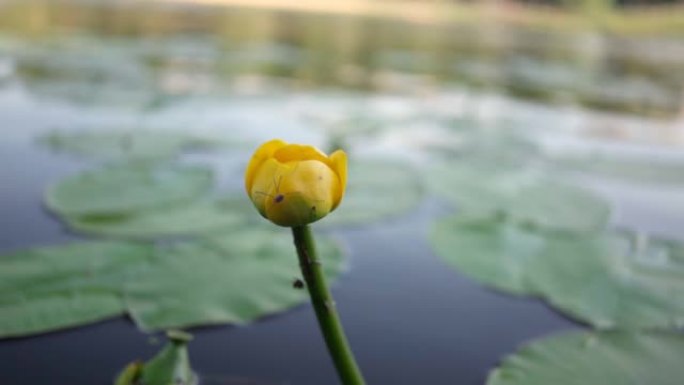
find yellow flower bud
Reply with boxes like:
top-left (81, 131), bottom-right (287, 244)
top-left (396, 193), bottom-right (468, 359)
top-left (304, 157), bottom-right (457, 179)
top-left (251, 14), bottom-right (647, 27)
top-left (245, 139), bottom-right (348, 227)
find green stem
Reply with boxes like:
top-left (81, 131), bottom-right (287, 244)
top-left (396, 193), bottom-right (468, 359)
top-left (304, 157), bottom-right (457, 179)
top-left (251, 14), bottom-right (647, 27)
top-left (291, 225), bottom-right (366, 385)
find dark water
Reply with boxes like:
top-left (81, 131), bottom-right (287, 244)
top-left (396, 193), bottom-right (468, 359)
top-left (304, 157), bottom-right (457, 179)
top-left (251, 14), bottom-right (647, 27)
top-left (0, 1), bottom-right (683, 385)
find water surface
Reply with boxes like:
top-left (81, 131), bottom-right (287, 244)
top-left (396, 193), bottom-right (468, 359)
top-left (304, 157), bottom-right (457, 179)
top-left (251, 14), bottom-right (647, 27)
top-left (0, 1), bottom-right (683, 384)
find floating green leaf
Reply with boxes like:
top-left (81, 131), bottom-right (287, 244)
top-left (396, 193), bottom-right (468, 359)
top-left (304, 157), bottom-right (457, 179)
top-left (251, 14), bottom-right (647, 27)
top-left (0, 227), bottom-right (346, 337)
top-left (430, 217), bottom-right (544, 295)
top-left (46, 163), bottom-right (213, 216)
top-left (125, 227), bottom-right (344, 330)
top-left (559, 155), bottom-right (684, 185)
top-left (510, 181), bottom-right (611, 233)
top-left (430, 216), bottom-right (684, 329)
top-left (427, 162), bottom-right (610, 232)
top-left (325, 159), bottom-right (422, 226)
top-left (115, 330), bottom-right (197, 385)
top-left (39, 130), bottom-right (223, 160)
top-left (532, 235), bottom-right (684, 329)
top-left (114, 363), bottom-right (143, 385)
top-left (488, 331), bottom-right (684, 385)
top-left (0, 242), bottom-right (153, 338)
top-left (66, 197), bottom-right (253, 239)
top-left (427, 162), bottom-right (528, 217)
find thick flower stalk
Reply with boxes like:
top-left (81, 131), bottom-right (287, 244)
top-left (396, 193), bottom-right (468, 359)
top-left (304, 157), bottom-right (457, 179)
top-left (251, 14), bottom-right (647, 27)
top-left (245, 140), bottom-right (365, 385)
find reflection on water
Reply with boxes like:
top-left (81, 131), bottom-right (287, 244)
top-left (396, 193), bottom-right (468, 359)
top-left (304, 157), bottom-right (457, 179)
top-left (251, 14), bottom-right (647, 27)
top-left (0, 0), bottom-right (683, 117)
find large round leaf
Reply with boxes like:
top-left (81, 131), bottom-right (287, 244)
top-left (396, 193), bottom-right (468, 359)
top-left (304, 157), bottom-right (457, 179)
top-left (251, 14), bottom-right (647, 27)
top-left (125, 227), bottom-right (345, 330)
top-left (0, 242), bottom-right (153, 338)
top-left (427, 162), bottom-right (528, 216)
top-left (38, 130), bottom-right (222, 160)
top-left (559, 155), bottom-right (684, 185)
top-left (430, 216), bottom-right (684, 329)
top-left (427, 162), bottom-right (610, 233)
top-left (46, 163), bottom-right (213, 216)
top-left (532, 235), bottom-right (684, 329)
top-left (325, 159), bottom-right (423, 226)
top-left (430, 216), bottom-right (545, 295)
top-left (65, 197), bottom-right (253, 239)
top-left (488, 331), bottom-right (684, 385)
top-left (510, 181), bottom-right (611, 233)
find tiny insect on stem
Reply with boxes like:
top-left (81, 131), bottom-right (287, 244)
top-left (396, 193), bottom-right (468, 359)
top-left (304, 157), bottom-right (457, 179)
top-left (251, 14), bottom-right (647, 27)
top-left (293, 278), bottom-right (305, 289)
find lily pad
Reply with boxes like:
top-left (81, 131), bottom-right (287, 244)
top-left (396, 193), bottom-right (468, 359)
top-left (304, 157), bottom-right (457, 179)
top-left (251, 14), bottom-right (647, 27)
top-left (430, 216), bottom-right (545, 295)
top-left (38, 130), bottom-right (223, 160)
top-left (115, 330), bottom-right (197, 385)
top-left (325, 159), bottom-right (423, 226)
top-left (426, 162), bottom-right (529, 217)
top-left (427, 162), bottom-right (610, 232)
top-left (125, 227), bottom-right (345, 330)
top-left (0, 242), bottom-right (153, 338)
top-left (532, 235), bottom-right (684, 329)
top-left (0, 228), bottom-right (345, 337)
top-left (559, 155), bottom-right (684, 185)
top-left (46, 163), bottom-right (213, 216)
top-left (430, 216), bottom-right (684, 329)
top-left (510, 181), bottom-right (611, 233)
top-left (488, 331), bottom-right (684, 385)
top-left (66, 197), bottom-right (253, 239)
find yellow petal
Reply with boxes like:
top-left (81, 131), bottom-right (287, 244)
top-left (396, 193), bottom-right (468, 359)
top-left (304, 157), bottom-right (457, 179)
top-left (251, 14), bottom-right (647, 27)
top-left (249, 158), bottom-right (292, 217)
top-left (264, 191), bottom-right (327, 227)
top-left (264, 159), bottom-right (338, 227)
top-left (244, 139), bottom-right (287, 194)
top-left (273, 144), bottom-right (332, 167)
top-left (329, 150), bottom-right (347, 210)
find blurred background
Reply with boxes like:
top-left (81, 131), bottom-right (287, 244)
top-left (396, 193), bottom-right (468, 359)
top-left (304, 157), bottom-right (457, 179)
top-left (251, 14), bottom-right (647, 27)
top-left (0, 0), bottom-right (683, 384)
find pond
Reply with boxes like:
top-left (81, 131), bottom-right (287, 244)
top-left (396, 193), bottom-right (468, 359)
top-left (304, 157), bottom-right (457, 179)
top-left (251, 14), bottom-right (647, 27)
top-left (0, 1), bottom-right (683, 385)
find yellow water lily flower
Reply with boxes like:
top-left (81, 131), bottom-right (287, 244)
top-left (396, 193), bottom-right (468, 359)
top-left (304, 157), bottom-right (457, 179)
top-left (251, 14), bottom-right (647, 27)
top-left (245, 139), bottom-right (347, 227)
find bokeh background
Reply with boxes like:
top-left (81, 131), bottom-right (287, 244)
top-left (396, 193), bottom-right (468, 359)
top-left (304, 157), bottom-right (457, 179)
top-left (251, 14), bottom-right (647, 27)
top-left (1, 0), bottom-right (683, 384)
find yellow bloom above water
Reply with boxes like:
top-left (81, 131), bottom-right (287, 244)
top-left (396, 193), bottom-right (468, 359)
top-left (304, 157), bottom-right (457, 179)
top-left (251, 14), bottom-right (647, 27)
top-left (245, 139), bottom-right (348, 227)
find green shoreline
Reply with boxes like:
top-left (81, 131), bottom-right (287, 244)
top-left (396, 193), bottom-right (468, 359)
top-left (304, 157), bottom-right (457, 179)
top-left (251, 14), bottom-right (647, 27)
top-left (160, 0), bottom-right (684, 37)
top-left (1, 0), bottom-right (683, 37)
